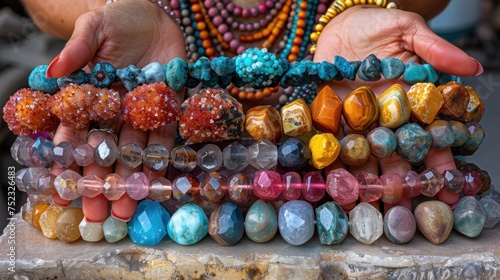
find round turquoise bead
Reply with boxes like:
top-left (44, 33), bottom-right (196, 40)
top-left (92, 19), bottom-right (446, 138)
top-left (128, 200), bottom-right (170, 246)
top-left (245, 199), bottom-right (278, 243)
top-left (167, 203), bottom-right (208, 245)
top-left (395, 123), bottom-right (432, 162)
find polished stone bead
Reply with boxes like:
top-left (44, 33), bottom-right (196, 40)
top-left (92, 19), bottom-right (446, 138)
top-left (143, 144), bottom-right (169, 171)
top-left (377, 84), bottom-right (411, 129)
top-left (29, 137), bottom-right (54, 167)
top-left (460, 85), bottom-right (485, 122)
top-left (278, 138), bottom-right (311, 171)
top-left (423, 64), bottom-right (438, 83)
top-left (453, 122), bottom-right (485, 156)
top-left (52, 141), bottom-right (75, 168)
top-left (245, 199), bottom-right (277, 243)
top-left (79, 218), bottom-right (104, 242)
top-left (309, 133), bottom-right (340, 169)
top-left (223, 141), bottom-right (249, 173)
top-left (39, 205), bottom-right (64, 239)
top-left (227, 173), bottom-right (254, 207)
top-left (395, 123), bottom-right (432, 162)
top-left (171, 145), bottom-right (198, 173)
top-left (384, 206), bottom-right (416, 244)
top-left (15, 168), bottom-right (29, 193)
top-left (437, 81), bottom-right (470, 118)
top-left (23, 167), bottom-right (49, 195)
top-left (253, 170), bottom-right (282, 200)
top-left (334, 55), bottom-right (360, 80)
top-left (478, 197), bottom-right (500, 229)
top-left (148, 177), bottom-right (172, 202)
top-left (477, 169), bottom-right (492, 194)
top-left (55, 207), bottom-right (84, 242)
top-left (358, 54), bottom-right (382, 81)
top-left (315, 201), bottom-right (349, 245)
top-left (248, 139), bottom-right (278, 170)
top-left (366, 127), bottom-right (397, 159)
top-left (453, 196), bottom-right (485, 237)
top-left (101, 173), bottom-right (126, 201)
top-left (54, 170), bottom-right (82, 201)
top-left (21, 200), bottom-right (39, 226)
top-left (343, 86), bottom-right (379, 131)
top-left (278, 200), bottom-right (315, 245)
top-left (201, 172), bottom-right (227, 203)
top-left (443, 169), bottom-right (465, 193)
top-left (310, 85), bottom-right (343, 134)
top-left (462, 171), bottom-right (482, 196)
top-left (102, 215), bottom-right (128, 243)
top-left (303, 171), bottom-right (325, 202)
top-left (172, 174), bottom-right (200, 202)
top-left (125, 172), bottom-right (150, 200)
top-left (420, 168), bottom-right (444, 197)
top-left (77, 175), bottom-right (103, 198)
top-left (349, 202), bottom-right (383, 245)
top-left (167, 203), bottom-right (208, 245)
top-left (11, 136), bottom-right (34, 166)
top-left (32, 202), bottom-right (50, 230)
top-left (414, 201), bottom-right (453, 244)
top-left (406, 83), bottom-right (444, 124)
top-left (449, 121), bottom-right (471, 147)
top-left (381, 57), bottom-right (405, 79)
top-left (358, 172), bottom-right (383, 202)
top-left (426, 120), bottom-right (455, 149)
top-left (129, 200), bottom-right (170, 246)
top-left (118, 143), bottom-right (143, 170)
top-left (197, 144), bottom-right (223, 172)
top-left (280, 99), bottom-right (313, 137)
top-left (326, 168), bottom-right (359, 206)
top-left (339, 134), bottom-right (370, 166)
top-left (402, 171), bottom-right (422, 197)
top-left (403, 62), bottom-right (427, 84)
top-left (72, 143), bottom-right (94, 166)
top-left (245, 105), bottom-right (283, 144)
top-left (94, 139), bottom-right (118, 167)
top-left (209, 202), bottom-right (244, 246)
top-left (380, 173), bottom-right (403, 204)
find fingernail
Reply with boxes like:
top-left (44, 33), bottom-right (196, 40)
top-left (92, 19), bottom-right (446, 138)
top-left (111, 210), bottom-right (132, 223)
top-left (471, 57), bottom-right (484, 76)
top-left (85, 217), bottom-right (104, 224)
top-left (46, 54), bottom-right (60, 78)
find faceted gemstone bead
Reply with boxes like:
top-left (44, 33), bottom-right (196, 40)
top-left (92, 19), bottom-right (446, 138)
top-left (37, 173), bottom-right (57, 196)
top-left (55, 207), bottom-right (84, 242)
top-left (167, 203), bottom-right (208, 245)
top-left (245, 105), bottom-right (283, 143)
top-left (72, 143), bottom-right (94, 166)
top-left (414, 201), bottom-right (453, 244)
top-left (282, 172), bottom-right (302, 201)
top-left (15, 168), bottom-right (29, 192)
top-left (125, 172), bottom-right (150, 200)
top-left (227, 173), bottom-right (254, 207)
top-left (326, 168), bottom-right (359, 206)
top-left (377, 84), bottom-right (411, 129)
top-left (358, 54), bottom-right (382, 81)
top-left (103, 215), bottom-right (128, 243)
top-left (302, 171), bottom-right (325, 202)
top-left (278, 200), bottom-right (315, 245)
top-left (308, 133), bottom-right (340, 169)
top-left (197, 144), bottom-right (223, 172)
top-left (453, 196), bottom-right (485, 238)
top-left (381, 57), bottom-right (405, 79)
top-left (172, 174), bottom-right (200, 202)
top-left (380, 173), bottom-right (403, 204)
top-left (245, 199), bottom-right (278, 243)
top-left (21, 200), bottom-right (39, 226)
top-left (426, 120), bottom-right (455, 149)
top-left (358, 172), bottom-right (383, 202)
top-left (383, 206), bottom-right (416, 244)
top-left (79, 218), bottom-right (104, 242)
top-left (349, 202), bottom-right (383, 245)
top-left (339, 134), bottom-right (370, 166)
top-left (315, 201), bottom-right (349, 245)
top-left (23, 167), bottom-right (49, 195)
top-left (223, 141), bottom-right (249, 173)
top-left (128, 200), bottom-right (170, 246)
top-left (460, 86), bottom-right (485, 122)
top-left (77, 175), bottom-right (103, 197)
top-left (453, 122), bottom-right (485, 156)
top-left (148, 177), bottom-right (172, 202)
top-left (478, 197), bottom-right (500, 229)
top-left (54, 170), bottom-right (82, 201)
top-left (277, 138), bottom-right (311, 171)
top-left (406, 83), bottom-right (444, 124)
top-left (437, 81), bottom-right (469, 118)
top-left (343, 86), bottom-right (379, 131)
top-left (52, 141), bottom-right (75, 168)
top-left (209, 202), bottom-right (244, 246)
top-left (442, 169), bottom-right (465, 193)
top-left (200, 172), bottom-right (227, 203)
top-left (310, 85), bottom-right (342, 134)
top-left (102, 173), bottom-right (126, 201)
top-left (32, 202), bottom-right (50, 230)
top-left (449, 121), bottom-right (471, 147)
top-left (253, 170), bottom-right (282, 200)
top-left (477, 169), bottom-right (491, 194)
top-left (420, 168), bottom-right (444, 197)
top-left (280, 99), bottom-right (313, 136)
top-left (94, 139), bottom-right (118, 167)
top-left (171, 145), bottom-right (198, 173)
top-left (118, 143), bottom-right (143, 170)
top-left (402, 171), bottom-right (422, 197)
top-left (395, 123), bottom-right (432, 162)
top-left (403, 62), bottom-right (427, 84)
top-left (462, 171), bottom-right (482, 196)
top-left (142, 144), bottom-right (169, 171)
top-left (39, 205), bottom-right (64, 239)
top-left (11, 136), bottom-right (34, 166)
top-left (366, 127), bottom-right (397, 159)
top-left (29, 137), bottom-right (54, 167)
top-left (248, 139), bottom-right (278, 170)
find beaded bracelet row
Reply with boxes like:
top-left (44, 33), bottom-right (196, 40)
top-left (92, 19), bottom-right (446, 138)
top-left (106, 0), bottom-right (180, 25)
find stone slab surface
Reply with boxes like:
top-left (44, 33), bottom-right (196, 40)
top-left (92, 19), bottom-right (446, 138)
top-left (0, 213), bottom-right (499, 280)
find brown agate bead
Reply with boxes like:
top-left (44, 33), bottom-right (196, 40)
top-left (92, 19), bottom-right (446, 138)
top-left (245, 105), bottom-right (283, 144)
top-left (310, 85), bottom-right (342, 134)
top-left (281, 99), bottom-right (313, 136)
top-left (407, 83), bottom-right (443, 124)
top-left (343, 86), bottom-right (379, 131)
top-left (460, 86), bottom-right (485, 122)
top-left (437, 81), bottom-right (470, 118)
top-left (55, 207), bottom-right (84, 242)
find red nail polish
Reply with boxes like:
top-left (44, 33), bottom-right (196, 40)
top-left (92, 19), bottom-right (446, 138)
top-left (46, 54), bottom-right (60, 78)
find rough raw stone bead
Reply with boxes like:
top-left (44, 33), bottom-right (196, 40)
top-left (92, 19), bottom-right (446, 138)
top-left (116, 64), bottom-right (145, 91)
top-left (453, 196), bottom-right (485, 238)
top-left (210, 56), bottom-right (236, 76)
top-left (478, 197), bottom-right (500, 228)
top-left (128, 200), bottom-right (170, 246)
top-left (209, 202), bottom-right (244, 246)
top-left (420, 168), bottom-right (445, 197)
top-left (449, 121), bottom-right (471, 147)
top-left (190, 57), bottom-right (212, 82)
top-left (343, 86), bottom-right (379, 131)
top-left (55, 208), bottom-right (84, 242)
top-left (94, 139), bottom-right (118, 167)
top-left (423, 64), bottom-right (438, 83)
top-left (28, 65), bottom-right (59, 93)
top-left (277, 137), bottom-right (311, 171)
top-left (315, 201), bottom-right (349, 245)
top-left (367, 127), bottom-right (397, 159)
top-left (72, 143), bottom-right (94, 166)
top-left (339, 134), bottom-right (371, 166)
top-left (377, 84), bottom-right (411, 129)
top-left (349, 202), bottom-right (383, 245)
top-left (426, 120), bottom-right (455, 149)
top-left (125, 172), bottom-right (150, 200)
top-left (437, 81), bottom-right (470, 118)
top-left (39, 205), bottom-right (65, 239)
top-left (57, 70), bottom-right (89, 88)
top-left (406, 83), bottom-right (444, 124)
top-left (310, 85), bottom-right (343, 134)
top-left (278, 200), bottom-right (315, 245)
top-left (334, 56), bottom-right (360, 80)
top-left (395, 123), bottom-right (432, 162)
top-left (29, 137), bottom-right (54, 168)
top-left (76, 175), bottom-right (103, 198)
top-left (79, 218), bottom-right (104, 242)
top-left (223, 141), bottom-right (249, 173)
top-left (308, 133), bottom-right (340, 169)
top-left (245, 199), bottom-right (277, 243)
top-left (52, 141), bottom-right (75, 168)
top-left (90, 62), bottom-right (116, 88)
top-left (248, 139), bottom-right (278, 170)
top-left (166, 57), bottom-right (188, 91)
top-left (172, 174), bottom-right (200, 202)
top-left (54, 170), bottom-right (82, 201)
top-left (381, 57), bottom-right (405, 79)
top-left (384, 206), bottom-right (416, 244)
top-left (143, 144), bottom-right (169, 171)
top-left (326, 168), bottom-right (359, 206)
top-left (142, 62), bottom-right (166, 84)
top-left (245, 105), bottom-right (283, 144)
top-left (200, 172), bottom-right (227, 203)
top-left (197, 144), bottom-right (223, 172)
top-left (148, 177), bottom-right (172, 202)
top-left (167, 203), bottom-right (208, 245)
top-left (358, 172), bottom-right (383, 202)
top-left (443, 169), bottom-right (465, 193)
top-left (253, 170), bottom-right (282, 201)
top-left (318, 61), bottom-right (340, 82)
top-left (460, 85), bottom-right (485, 122)
top-left (280, 99), bottom-right (313, 137)
top-left (171, 145), bottom-right (198, 173)
top-left (281, 62), bottom-right (307, 87)
top-left (118, 143), bottom-right (143, 170)
top-left (414, 201), bottom-right (453, 244)
top-left (102, 173), bottom-right (126, 201)
top-left (102, 216), bottom-right (128, 243)
top-left (357, 54), bottom-right (382, 81)
top-left (227, 173), bottom-right (254, 207)
top-left (403, 62), bottom-right (427, 84)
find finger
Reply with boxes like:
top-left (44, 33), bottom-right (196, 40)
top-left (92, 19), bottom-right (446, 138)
top-left (423, 148), bottom-right (459, 205)
top-left (141, 122), bottom-right (177, 180)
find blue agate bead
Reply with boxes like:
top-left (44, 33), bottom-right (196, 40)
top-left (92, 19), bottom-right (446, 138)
top-left (142, 62), bottom-right (165, 84)
top-left (315, 201), bottom-right (349, 245)
top-left (245, 199), bottom-right (278, 243)
top-left (403, 62), bottom-right (427, 84)
top-left (383, 206), bottom-right (416, 244)
top-left (57, 70), bottom-right (90, 88)
top-left (210, 56), bottom-right (235, 76)
top-left (128, 200), bottom-right (170, 246)
top-left (318, 61), bottom-right (340, 82)
top-left (28, 65), bottom-right (59, 94)
top-left (366, 127), bottom-right (397, 159)
top-left (358, 54), bottom-right (382, 81)
top-left (167, 203), bottom-right (208, 245)
top-left (166, 57), bottom-right (188, 91)
top-left (334, 56), bottom-right (360, 80)
top-left (453, 196), bottom-right (485, 238)
top-left (395, 123), bottom-right (432, 162)
top-left (423, 64), bottom-right (438, 83)
top-left (380, 57), bottom-right (405, 80)
top-left (277, 138), bottom-right (311, 171)
top-left (90, 62), bottom-right (117, 88)
top-left (278, 200), bottom-right (314, 245)
top-left (209, 202), bottom-right (244, 246)
top-left (116, 64), bottom-right (145, 91)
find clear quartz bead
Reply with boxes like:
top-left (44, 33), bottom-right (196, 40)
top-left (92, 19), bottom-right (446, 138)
top-left (143, 144), bottom-right (169, 171)
top-left (248, 139), bottom-right (277, 170)
top-left (223, 141), bottom-right (249, 173)
top-left (118, 143), bottom-right (143, 169)
top-left (171, 145), bottom-right (197, 173)
top-left (349, 202), bottom-right (383, 244)
top-left (197, 144), bottom-right (222, 172)
top-left (148, 177), bottom-right (172, 202)
top-left (94, 139), bottom-right (118, 167)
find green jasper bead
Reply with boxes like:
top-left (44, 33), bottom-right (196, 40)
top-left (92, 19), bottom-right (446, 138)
top-left (315, 201), bottom-right (349, 245)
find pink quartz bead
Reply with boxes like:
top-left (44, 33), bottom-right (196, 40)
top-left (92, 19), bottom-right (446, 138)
top-left (302, 171), bottom-right (325, 202)
top-left (148, 177), bottom-right (172, 202)
top-left (223, 32), bottom-right (234, 42)
top-left (380, 173), bottom-right (403, 205)
top-left (102, 173), bottom-right (126, 201)
top-left (253, 170), bottom-right (282, 201)
top-left (462, 171), bottom-right (482, 196)
top-left (37, 173), bottom-right (56, 196)
top-left (282, 171), bottom-right (302, 201)
top-left (125, 172), bottom-right (150, 200)
top-left (218, 23), bottom-right (229, 34)
top-left (236, 46), bottom-right (246, 54)
top-left (326, 168), bottom-right (359, 206)
top-left (72, 143), bottom-right (94, 166)
top-left (77, 175), bottom-right (103, 198)
top-left (420, 168), bottom-right (444, 197)
top-left (242, 8), bottom-right (250, 18)
top-left (250, 7), bottom-right (259, 16)
top-left (229, 39), bottom-right (239, 50)
top-left (402, 171), bottom-right (422, 197)
top-left (200, 172), bottom-right (227, 203)
top-left (358, 172), bottom-right (383, 202)
top-left (228, 173), bottom-right (254, 207)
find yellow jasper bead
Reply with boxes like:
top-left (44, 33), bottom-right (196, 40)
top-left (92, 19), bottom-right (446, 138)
top-left (378, 84), bottom-right (411, 129)
top-left (309, 133), bottom-right (340, 169)
top-left (281, 99), bottom-right (313, 137)
top-left (343, 86), bottom-right (379, 131)
top-left (314, 23), bottom-right (324, 32)
top-left (310, 85), bottom-right (343, 134)
top-left (245, 105), bottom-right (283, 144)
top-left (460, 85), bottom-right (485, 122)
top-left (39, 205), bottom-right (65, 239)
top-left (406, 82), bottom-right (444, 124)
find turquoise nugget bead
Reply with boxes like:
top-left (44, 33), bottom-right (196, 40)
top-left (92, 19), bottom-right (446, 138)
top-left (166, 57), bottom-right (188, 90)
top-left (395, 123), bottom-right (432, 162)
top-left (403, 62), bottom-right (427, 84)
top-left (142, 62), bottom-right (165, 84)
top-left (318, 61), bottom-right (339, 82)
top-left (57, 70), bottom-right (89, 88)
top-left (28, 65), bottom-right (59, 93)
top-left (380, 57), bottom-right (405, 80)
top-left (358, 54), bottom-right (382, 81)
top-left (90, 62), bottom-right (117, 88)
top-left (334, 56), bottom-right (360, 80)
top-left (210, 56), bottom-right (235, 76)
top-left (167, 203), bottom-right (208, 245)
top-left (315, 201), bottom-right (349, 245)
top-left (128, 200), bottom-right (170, 246)
top-left (116, 65), bottom-right (145, 91)
top-left (423, 64), bottom-right (438, 83)
top-left (190, 57), bottom-right (212, 82)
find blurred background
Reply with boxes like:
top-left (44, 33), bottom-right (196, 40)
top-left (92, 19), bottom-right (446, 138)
top-left (1, 0), bottom-right (499, 230)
